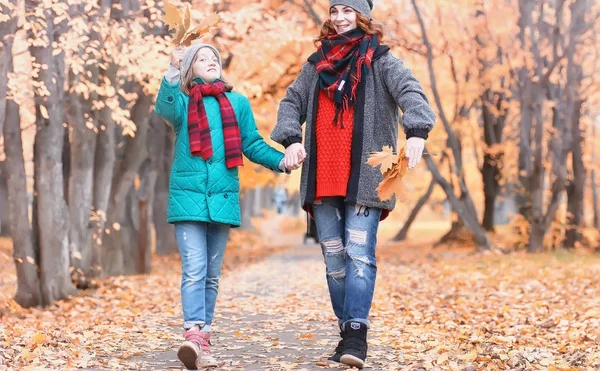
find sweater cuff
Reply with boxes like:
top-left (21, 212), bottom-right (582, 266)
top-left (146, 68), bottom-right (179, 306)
top-left (282, 136), bottom-right (302, 149)
top-left (406, 128), bottom-right (429, 140)
top-left (165, 64), bottom-right (181, 84)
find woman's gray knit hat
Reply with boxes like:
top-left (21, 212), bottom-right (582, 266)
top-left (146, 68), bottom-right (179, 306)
top-left (330, 0), bottom-right (374, 18)
top-left (180, 43), bottom-right (222, 80)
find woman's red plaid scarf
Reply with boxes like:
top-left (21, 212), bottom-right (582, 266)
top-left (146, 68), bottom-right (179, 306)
top-left (309, 28), bottom-right (379, 126)
top-left (188, 82), bottom-right (243, 169)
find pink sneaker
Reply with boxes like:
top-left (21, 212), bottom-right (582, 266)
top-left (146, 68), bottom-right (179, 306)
top-left (177, 329), bottom-right (204, 369)
top-left (196, 332), bottom-right (218, 368)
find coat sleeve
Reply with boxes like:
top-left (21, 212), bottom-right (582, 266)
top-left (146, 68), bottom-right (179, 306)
top-left (380, 54), bottom-right (436, 139)
top-left (238, 96), bottom-right (285, 172)
top-left (155, 77), bottom-right (185, 132)
top-left (270, 62), bottom-right (313, 148)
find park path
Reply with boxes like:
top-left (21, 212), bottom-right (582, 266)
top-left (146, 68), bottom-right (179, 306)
top-left (129, 243), bottom-right (399, 370)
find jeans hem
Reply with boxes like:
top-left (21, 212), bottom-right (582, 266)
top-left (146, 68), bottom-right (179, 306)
top-left (342, 318), bottom-right (370, 330)
top-left (183, 320), bottom-right (206, 330)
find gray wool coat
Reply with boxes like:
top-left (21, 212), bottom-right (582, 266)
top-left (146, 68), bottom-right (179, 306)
top-left (270, 46), bottom-right (436, 214)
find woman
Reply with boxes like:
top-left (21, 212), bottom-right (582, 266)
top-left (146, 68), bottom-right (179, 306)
top-left (271, 0), bottom-right (436, 368)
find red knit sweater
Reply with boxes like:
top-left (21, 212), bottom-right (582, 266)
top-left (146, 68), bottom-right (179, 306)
top-left (315, 91), bottom-right (354, 199)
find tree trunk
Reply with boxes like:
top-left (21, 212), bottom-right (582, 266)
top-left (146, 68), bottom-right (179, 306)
top-left (28, 2), bottom-right (76, 304)
top-left (152, 116), bottom-right (177, 255)
top-left (424, 152), bottom-right (492, 249)
top-left (0, 161), bottom-right (10, 237)
top-left (102, 92), bottom-right (151, 276)
top-left (592, 168), bottom-right (600, 229)
top-left (67, 75), bottom-right (98, 281)
top-left (392, 177), bottom-right (435, 242)
top-left (565, 100), bottom-right (585, 249)
top-left (480, 88), bottom-right (506, 232)
top-left (137, 197), bottom-right (151, 274)
top-left (1, 11), bottom-right (42, 306)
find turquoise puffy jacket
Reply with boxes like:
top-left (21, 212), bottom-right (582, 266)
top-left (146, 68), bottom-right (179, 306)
top-left (155, 78), bottom-right (285, 227)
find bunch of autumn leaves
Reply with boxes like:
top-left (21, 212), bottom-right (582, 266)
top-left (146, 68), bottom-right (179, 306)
top-left (163, 0), bottom-right (221, 46)
top-left (367, 146), bottom-right (411, 201)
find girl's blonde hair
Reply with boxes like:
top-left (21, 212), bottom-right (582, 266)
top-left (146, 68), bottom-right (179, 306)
top-left (180, 48), bottom-right (233, 95)
top-left (314, 12), bottom-right (384, 47)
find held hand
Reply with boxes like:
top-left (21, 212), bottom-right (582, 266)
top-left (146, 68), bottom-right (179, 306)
top-left (170, 45), bottom-right (185, 69)
top-left (285, 143), bottom-right (306, 170)
top-left (406, 137), bottom-right (425, 170)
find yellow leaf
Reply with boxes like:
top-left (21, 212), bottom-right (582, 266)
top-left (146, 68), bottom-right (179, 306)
top-left (26, 256), bottom-right (35, 264)
top-left (112, 222), bottom-right (121, 231)
top-left (163, 0), bottom-right (182, 30)
top-left (73, 251), bottom-right (82, 260)
top-left (183, 3), bottom-right (191, 31)
top-left (22, 349), bottom-right (35, 360)
top-left (40, 105), bottom-right (49, 119)
top-left (172, 24), bottom-right (186, 46)
top-left (32, 332), bottom-right (46, 345)
top-left (436, 352), bottom-right (449, 365)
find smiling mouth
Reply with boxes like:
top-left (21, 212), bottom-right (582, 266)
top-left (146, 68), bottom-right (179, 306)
top-left (207, 68), bottom-right (216, 72)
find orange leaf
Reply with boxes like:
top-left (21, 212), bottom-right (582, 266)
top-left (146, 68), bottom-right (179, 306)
top-left (163, 0), bottom-right (182, 31)
top-left (173, 24), bottom-right (186, 45)
top-left (183, 3), bottom-right (191, 31)
top-left (367, 145), bottom-right (396, 175)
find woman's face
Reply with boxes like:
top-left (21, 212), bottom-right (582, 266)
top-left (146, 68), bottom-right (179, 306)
top-left (329, 5), bottom-right (358, 34)
top-left (191, 47), bottom-right (221, 83)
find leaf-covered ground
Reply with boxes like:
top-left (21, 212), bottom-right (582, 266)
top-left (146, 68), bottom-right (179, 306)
top-left (1, 221), bottom-right (600, 370)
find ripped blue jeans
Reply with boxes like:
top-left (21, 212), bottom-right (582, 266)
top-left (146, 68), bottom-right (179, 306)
top-left (312, 197), bottom-right (382, 329)
top-left (175, 221), bottom-right (230, 331)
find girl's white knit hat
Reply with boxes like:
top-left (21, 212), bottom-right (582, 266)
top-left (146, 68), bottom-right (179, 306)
top-left (180, 43), bottom-right (222, 80)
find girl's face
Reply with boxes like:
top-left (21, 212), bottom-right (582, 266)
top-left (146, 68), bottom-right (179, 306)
top-left (329, 5), bottom-right (357, 34)
top-left (191, 47), bottom-right (221, 83)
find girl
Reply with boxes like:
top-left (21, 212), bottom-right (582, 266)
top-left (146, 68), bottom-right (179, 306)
top-left (155, 43), bottom-right (290, 369)
top-left (271, 0), bottom-right (437, 368)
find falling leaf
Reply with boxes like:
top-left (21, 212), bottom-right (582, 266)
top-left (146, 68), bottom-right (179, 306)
top-left (73, 251), bottom-right (82, 260)
top-left (112, 223), bottom-right (121, 231)
top-left (26, 256), bottom-right (35, 264)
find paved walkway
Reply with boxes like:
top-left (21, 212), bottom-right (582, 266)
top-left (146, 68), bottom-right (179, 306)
top-left (130, 246), bottom-right (399, 370)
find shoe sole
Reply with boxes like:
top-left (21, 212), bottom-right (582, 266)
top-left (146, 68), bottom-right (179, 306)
top-left (177, 342), bottom-right (200, 370)
top-left (340, 354), bottom-right (365, 369)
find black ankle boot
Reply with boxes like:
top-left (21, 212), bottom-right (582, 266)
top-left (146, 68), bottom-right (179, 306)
top-left (327, 329), bottom-right (347, 363)
top-left (340, 322), bottom-right (368, 369)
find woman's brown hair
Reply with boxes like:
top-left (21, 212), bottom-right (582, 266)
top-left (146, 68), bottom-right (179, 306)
top-left (314, 12), bottom-right (384, 47)
top-left (180, 48), bottom-right (233, 95)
